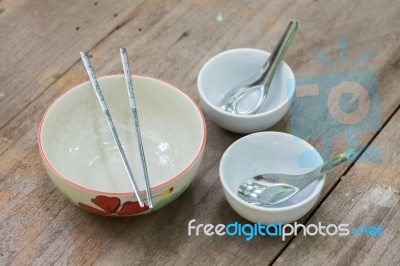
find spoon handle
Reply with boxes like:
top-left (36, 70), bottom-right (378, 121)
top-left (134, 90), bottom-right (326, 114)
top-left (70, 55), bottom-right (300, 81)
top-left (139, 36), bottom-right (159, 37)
top-left (303, 149), bottom-right (356, 180)
top-left (260, 20), bottom-right (299, 91)
top-left (320, 149), bottom-right (356, 174)
top-left (250, 20), bottom-right (298, 115)
top-left (289, 149), bottom-right (356, 190)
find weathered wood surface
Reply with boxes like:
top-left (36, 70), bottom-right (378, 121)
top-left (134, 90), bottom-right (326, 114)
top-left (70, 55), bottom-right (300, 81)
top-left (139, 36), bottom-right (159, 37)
top-left (0, 0), bottom-right (399, 265)
top-left (275, 109), bottom-right (400, 266)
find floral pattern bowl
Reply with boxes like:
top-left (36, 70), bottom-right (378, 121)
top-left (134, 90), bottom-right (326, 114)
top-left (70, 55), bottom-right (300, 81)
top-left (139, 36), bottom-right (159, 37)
top-left (38, 75), bottom-right (206, 216)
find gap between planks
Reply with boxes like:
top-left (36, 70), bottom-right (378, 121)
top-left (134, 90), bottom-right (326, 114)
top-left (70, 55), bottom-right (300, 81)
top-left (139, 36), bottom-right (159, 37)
top-left (0, 0), bottom-right (149, 135)
top-left (267, 102), bottom-right (400, 266)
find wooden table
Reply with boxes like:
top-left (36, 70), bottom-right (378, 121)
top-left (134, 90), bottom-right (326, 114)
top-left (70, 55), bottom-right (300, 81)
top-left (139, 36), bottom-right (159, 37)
top-left (1, 0), bottom-right (399, 265)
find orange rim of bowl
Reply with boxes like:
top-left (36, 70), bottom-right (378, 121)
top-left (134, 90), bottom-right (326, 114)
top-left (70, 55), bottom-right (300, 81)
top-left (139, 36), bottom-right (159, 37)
top-left (38, 74), bottom-right (207, 196)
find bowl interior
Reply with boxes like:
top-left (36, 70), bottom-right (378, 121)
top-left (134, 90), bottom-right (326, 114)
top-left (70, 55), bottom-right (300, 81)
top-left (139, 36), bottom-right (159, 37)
top-left (220, 132), bottom-right (324, 208)
top-left (198, 48), bottom-right (295, 115)
top-left (40, 75), bottom-right (205, 193)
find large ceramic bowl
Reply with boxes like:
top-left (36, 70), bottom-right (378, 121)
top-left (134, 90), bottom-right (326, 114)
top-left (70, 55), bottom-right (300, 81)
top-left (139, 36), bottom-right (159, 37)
top-left (219, 132), bottom-right (325, 224)
top-left (38, 75), bottom-right (206, 216)
top-left (198, 48), bottom-right (295, 134)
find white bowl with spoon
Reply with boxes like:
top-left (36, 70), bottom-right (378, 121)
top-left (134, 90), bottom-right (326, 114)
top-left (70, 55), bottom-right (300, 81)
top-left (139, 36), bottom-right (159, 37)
top-left (198, 21), bottom-right (298, 133)
top-left (219, 131), bottom-right (325, 224)
top-left (197, 48), bottom-right (295, 134)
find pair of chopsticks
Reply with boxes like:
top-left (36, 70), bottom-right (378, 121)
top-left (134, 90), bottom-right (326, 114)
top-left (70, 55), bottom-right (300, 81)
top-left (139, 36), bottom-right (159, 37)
top-left (80, 49), bottom-right (153, 209)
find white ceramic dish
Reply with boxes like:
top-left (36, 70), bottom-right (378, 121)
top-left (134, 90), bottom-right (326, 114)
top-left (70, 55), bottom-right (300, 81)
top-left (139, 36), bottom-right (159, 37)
top-left (198, 48), bottom-right (295, 134)
top-left (39, 75), bottom-right (206, 216)
top-left (219, 132), bottom-right (325, 224)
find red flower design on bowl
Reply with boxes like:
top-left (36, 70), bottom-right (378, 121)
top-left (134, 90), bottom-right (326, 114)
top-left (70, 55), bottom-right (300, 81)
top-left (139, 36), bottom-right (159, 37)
top-left (79, 195), bottom-right (150, 216)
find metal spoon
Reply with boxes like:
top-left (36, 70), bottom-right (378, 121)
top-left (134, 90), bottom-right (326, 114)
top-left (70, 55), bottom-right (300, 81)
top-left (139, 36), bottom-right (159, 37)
top-left (220, 20), bottom-right (299, 115)
top-left (237, 149), bottom-right (356, 206)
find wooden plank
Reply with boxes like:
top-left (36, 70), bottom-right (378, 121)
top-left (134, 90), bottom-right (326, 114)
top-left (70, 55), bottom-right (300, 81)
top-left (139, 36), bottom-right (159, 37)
top-left (1, 0), bottom-right (272, 265)
top-left (0, 0), bottom-right (152, 129)
top-left (274, 108), bottom-right (400, 266)
top-left (0, 0), bottom-right (399, 265)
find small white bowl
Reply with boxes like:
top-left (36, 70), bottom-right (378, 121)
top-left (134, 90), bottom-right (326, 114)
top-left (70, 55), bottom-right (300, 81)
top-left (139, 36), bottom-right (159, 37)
top-left (219, 132), bottom-right (325, 224)
top-left (39, 75), bottom-right (206, 216)
top-left (198, 48), bottom-right (295, 134)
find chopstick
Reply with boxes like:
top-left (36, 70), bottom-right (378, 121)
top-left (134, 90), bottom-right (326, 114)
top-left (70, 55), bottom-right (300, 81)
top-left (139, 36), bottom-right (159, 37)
top-left (80, 51), bottom-right (145, 208)
top-left (120, 48), bottom-right (153, 209)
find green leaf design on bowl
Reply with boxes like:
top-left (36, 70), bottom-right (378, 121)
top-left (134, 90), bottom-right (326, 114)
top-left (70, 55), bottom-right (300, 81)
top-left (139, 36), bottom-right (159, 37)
top-left (153, 186), bottom-right (187, 211)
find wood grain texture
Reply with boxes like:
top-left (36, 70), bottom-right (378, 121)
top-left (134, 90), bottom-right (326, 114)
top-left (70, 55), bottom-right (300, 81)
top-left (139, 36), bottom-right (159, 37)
top-left (0, 0), bottom-right (399, 265)
top-left (274, 109), bottom-right (400, 266)
top-left (0, 0), bottom-right (151, 128)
